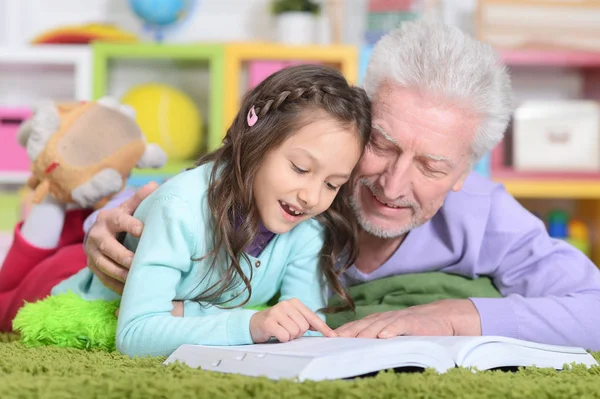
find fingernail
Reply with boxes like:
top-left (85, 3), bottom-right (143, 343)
top-left (124, 256), bottom-right (133, 267)
top-left (134, 225), bottom-right (142, 236)
top-left (379, 330), bottom-right (391, 338)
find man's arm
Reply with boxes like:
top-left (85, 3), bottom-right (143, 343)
top-left (84, 182), bottom-right (158, 295)
top-left (470, 185), bottom-right (600, 350)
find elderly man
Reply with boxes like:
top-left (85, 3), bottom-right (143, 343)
top-left (85, 21), bottom-right (600, 350)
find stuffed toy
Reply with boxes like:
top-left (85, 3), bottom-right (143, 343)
top-left (17, 97), bottom-right (167, 208)
top-left (8, 97), bottom-right (167, 351)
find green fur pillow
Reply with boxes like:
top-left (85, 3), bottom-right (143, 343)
top-left (13, 292), bottom-right (120, 351)
top-left (13, 292), bottom-right (271, 352)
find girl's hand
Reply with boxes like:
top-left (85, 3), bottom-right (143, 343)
top-left (249, 298), bottom-right (337, 343)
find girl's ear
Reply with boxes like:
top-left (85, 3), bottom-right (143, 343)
top-left (136, 143), bottom-right (167, 169)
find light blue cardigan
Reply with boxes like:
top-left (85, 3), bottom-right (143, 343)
top-left (54, 163), bottom-right (328, 358)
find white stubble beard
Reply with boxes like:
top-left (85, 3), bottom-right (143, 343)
top-left (349, 178), bottom-right (422, 239)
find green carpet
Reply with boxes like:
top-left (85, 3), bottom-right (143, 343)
top-left (1, 334), bottom-right (600, 399)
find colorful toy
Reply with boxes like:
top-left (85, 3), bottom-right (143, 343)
top-left (566, 219), bottom-right (591, 257)
top-left (31, 23), bottom-right (137, 45)
top-left (547, 210), bottom-right (591, 257)
top-left (128, 0), bottom-right (196, 42)
top-left (17, 97), bottom-right (167, 209)
top-left (121, 84), bottom-right (203, 162)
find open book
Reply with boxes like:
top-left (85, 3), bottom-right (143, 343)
top-left (163, 336), bottom-right (598, 381)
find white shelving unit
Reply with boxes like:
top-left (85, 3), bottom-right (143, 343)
top-left (0, 45), bottom-right (92, 102)
top-left (0, 45), bottom-right (92, 185)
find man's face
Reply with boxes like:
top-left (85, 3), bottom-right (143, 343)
top-left (351, 83), bottom-right (479, 239)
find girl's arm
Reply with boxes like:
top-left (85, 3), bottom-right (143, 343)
top-left (115, 195), bottom-right (257, 358)
top-left (277, 222), bottom-right (329, 336)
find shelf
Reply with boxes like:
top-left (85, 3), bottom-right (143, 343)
top-left (0, 172), bottom-right (29, 185)
top-left (500, 49), bottom-right (600, 68)
top-left (0, 45), bottom-right (92, 100)
top-left (92, 42), bottom-right (226, 152)
top-left (131, 160), bottom-right (194, 177)
top-left (0, 45), bottom-right (91, 65)
top-left (223, 42), bottom-right (358, 128)
top-left (495, 178), bottom-right (600, 199)
top-left (128, 160), bottom-right (195, 186)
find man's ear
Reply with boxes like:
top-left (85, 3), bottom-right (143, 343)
top-left (451, 167), bottom-right (471, 192)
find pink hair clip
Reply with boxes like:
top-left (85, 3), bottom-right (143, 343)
top-left (247, 106), bottom-right (258, 127)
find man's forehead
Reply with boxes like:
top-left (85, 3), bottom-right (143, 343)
top-left (372, 123), bottom-right (455, 165)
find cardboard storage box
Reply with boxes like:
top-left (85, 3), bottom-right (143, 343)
top-left (513, 101), bottom-right (600, 172)
top-left (476, 0), bottom-right (600, 51)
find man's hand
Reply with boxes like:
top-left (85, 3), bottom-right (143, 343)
top-left (249, 299), bottom-right (337, 343)
top-left (335, 299), bottom-right (482, 338)
top-left (85, 182), bottom-right (158, 295)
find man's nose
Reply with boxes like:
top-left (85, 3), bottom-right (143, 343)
top-left (380, 157), bottom-right (412, 199)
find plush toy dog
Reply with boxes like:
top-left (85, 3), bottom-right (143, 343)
top-left (17, 97), bottom-right (167, 208)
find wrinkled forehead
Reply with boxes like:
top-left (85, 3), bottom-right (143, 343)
top-left (372, 86), bottom-right (479, 158)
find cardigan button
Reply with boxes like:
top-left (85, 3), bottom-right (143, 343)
top-left (255, 260), bottom-right (261, 268)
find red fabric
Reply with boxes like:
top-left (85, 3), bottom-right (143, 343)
top-left (0, 209), bottom-right (91, 331)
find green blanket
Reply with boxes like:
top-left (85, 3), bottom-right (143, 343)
top-left (327, 272), bottom-right (501, 328)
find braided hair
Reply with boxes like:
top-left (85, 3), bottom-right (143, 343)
top-left (194, 64), bottom-right (372, 312)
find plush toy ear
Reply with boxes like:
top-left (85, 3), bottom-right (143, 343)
top-left (136, 143), bottom-right (167, 169)
top-left (20, 102), bottom-right (61, 161)
top-left (16, 119), bottom-right (34, 148)
top-left (97, 96), bottom-right (136, 120)
top-left (71, 168), bottom-right (123, 208)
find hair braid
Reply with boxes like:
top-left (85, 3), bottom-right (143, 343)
top-left (254, 83), bottom-right (355, 120)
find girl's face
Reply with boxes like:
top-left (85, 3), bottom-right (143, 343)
top-left (253, 116), bottom-right (362, 234)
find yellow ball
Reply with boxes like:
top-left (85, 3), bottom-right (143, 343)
top-left (121, 84), bottom-right (202, 161)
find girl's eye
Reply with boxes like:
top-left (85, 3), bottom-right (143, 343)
top-left (325, 182), bottom-right (339, 191)
top-left (291, 163), bottom-right (308, 174)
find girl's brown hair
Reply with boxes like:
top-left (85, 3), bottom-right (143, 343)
top-left (193, 64), bottom-right (371, 312)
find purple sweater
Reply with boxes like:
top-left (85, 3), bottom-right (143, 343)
top-left (341, 172), bottom-right (600, 350)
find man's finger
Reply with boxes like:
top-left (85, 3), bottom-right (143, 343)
top-left (94, 233), bottom-right (135, 269)
top-left (333, 321), bottom-right (353, 335)
top-left (119, 182), bottom-right (158, 215)
top-left (105, 211), bottom-right (144, 239)
top-left (87, 262), bottom-right (124, 295)
top-left (93, 254), bottom-right (129, 282)
top-left (356, 317), bottom-right (395, 339)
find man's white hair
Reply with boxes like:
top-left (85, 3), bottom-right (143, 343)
top-left (363, 20), bottom-right (513, 162)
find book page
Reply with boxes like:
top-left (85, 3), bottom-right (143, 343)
top-left (227, 337), bottom-right (394, 357)
top-left (415, 336), bottom-right (597, 370)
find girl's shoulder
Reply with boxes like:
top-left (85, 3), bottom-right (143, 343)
top-left (134, 163), bottom-right (214, 218)
top-left (282, 217), bottom-right (326, 242)
top-left (142, 163), bottom-right (212, 203)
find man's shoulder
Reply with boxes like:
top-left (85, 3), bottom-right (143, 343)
top-left (437, 171), bottom-right (537, 233)
top-left (440, 171), bottom-right (504, 214)
top-left (457, 171), bottom-right (504, 197)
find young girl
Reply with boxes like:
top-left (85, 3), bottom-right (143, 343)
top-left (14, 64), bottom-right (371, 357)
